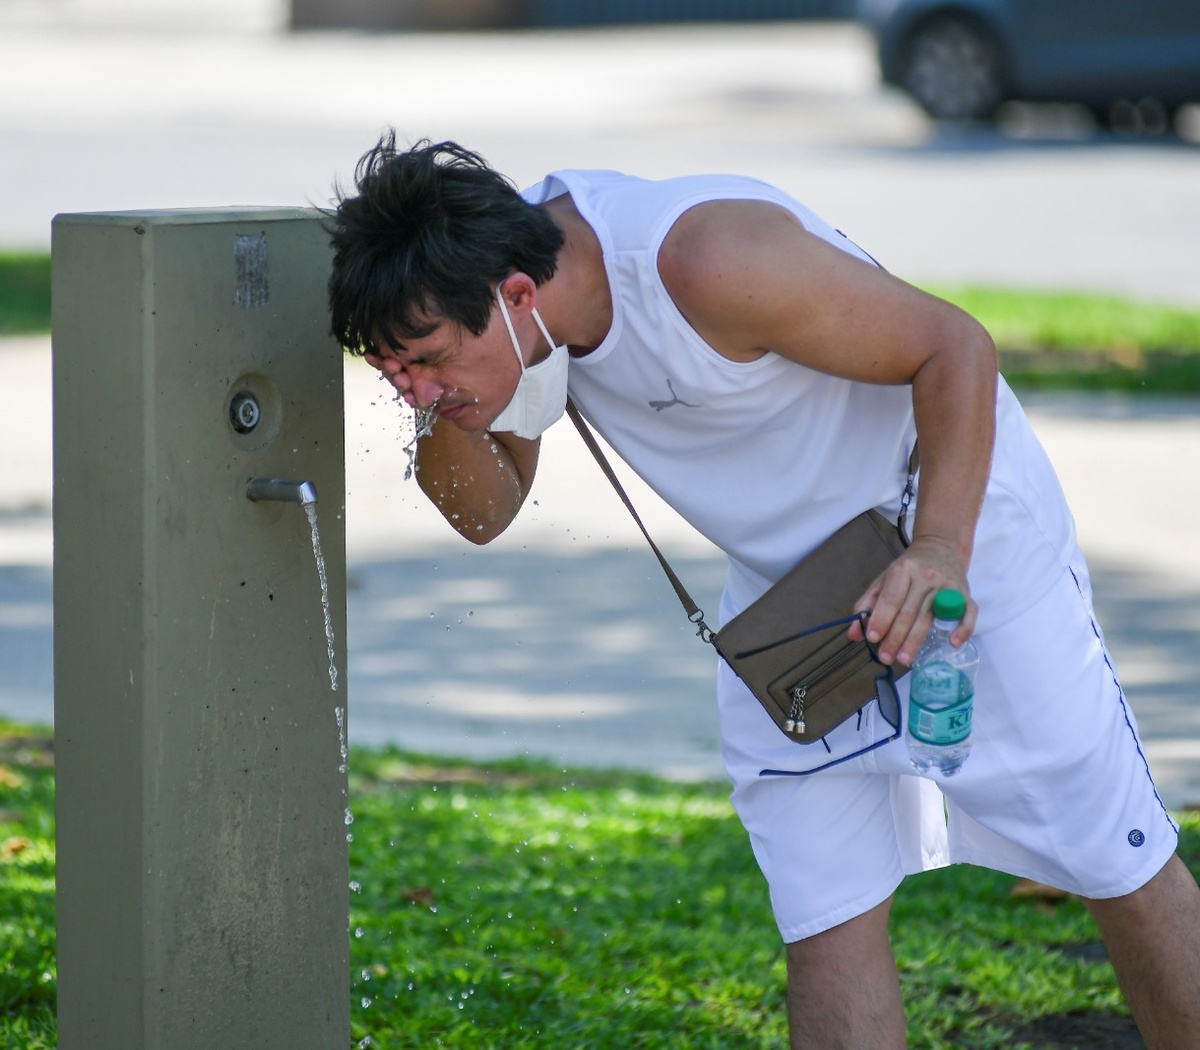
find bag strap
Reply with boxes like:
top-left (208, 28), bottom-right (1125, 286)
top-left (565, 398), bottom-right (919, 641)
top-left (565, 399), bottom-right (714, 639)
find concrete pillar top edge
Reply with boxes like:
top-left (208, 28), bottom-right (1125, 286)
top-left (52, 206), bottom-right (324, 229)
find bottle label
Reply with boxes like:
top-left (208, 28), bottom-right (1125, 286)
top-left (908, 662), bottom-right (973, 745)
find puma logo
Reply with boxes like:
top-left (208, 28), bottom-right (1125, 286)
top-left (649, 379), bottom-right (701, 412)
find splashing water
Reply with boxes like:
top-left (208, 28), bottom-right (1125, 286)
top-left (304, 502), bottom-right (338, 692)
top-left (401, 402), bottom-right (438, 481)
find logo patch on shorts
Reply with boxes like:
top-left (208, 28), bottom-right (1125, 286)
top-left (1128, 829), bottom-right (1145, 847)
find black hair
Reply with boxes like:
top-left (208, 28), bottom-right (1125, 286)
top-left (327, 131), bottom-right (564, 354)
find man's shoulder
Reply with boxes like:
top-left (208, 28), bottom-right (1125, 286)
top-left (658, 197), bottom-right (806, 282)
top-left (571, 171), bottom-right (799, 257)
top-left (533, 169), bottom-right (788, 208)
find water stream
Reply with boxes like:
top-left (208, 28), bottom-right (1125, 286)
top-left (304, 501), bottom-right (339, 693)
top-left (334, 703), bottom-right (349, 775)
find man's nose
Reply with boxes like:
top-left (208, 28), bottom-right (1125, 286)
top-left (407, 369), bottom-right (443, 408)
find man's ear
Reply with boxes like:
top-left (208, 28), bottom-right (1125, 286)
top-left (497, 272), bottom-right (538, 319)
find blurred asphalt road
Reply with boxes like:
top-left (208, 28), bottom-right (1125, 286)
top-left (2, 2), bottom-right (1200, 805)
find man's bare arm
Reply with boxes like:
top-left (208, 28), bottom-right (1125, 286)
top-left (659, 198), bottom-right (997, 663)
top-left (412, 419), bottom-right (539, 545)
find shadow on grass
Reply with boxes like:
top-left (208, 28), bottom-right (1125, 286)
top-left (1004, 349), bottom-right (1200, 393)
top-left (1009, 1010), bottom-right (1144, 1050)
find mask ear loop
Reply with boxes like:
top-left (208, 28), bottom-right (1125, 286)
top-left (529, 307), bottom-right (558, 352)
top-left (494, 284), bottom-right (526, 373)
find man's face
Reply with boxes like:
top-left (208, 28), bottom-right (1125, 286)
top-left (368, 309), bottom-right (522, 434)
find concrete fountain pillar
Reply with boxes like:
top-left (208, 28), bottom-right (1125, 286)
top-left (51, 209), bottom-right (349, 1049)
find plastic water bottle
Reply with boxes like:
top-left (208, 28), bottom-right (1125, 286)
top-left (907, 589), bottom-right (977, 776)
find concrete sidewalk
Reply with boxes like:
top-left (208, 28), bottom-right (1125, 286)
top-left (5, 333), bottom-right (1200, 805)
top-left (3, 13), bottom-right (1200, 805)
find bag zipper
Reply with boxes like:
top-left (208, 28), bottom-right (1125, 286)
top-left (782, 645), bottom-right (873, 734)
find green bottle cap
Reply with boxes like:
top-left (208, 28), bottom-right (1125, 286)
top-left (932, 589), bottom-right (966, 621)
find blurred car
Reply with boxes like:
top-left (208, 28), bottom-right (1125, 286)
top-left (855, 0), bottom-right (1200, 128)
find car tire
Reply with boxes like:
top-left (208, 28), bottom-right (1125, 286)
top-left (1101, 97), bottom-right (1172, 137)
top-left (899, 15), bottom-right (1005, 121)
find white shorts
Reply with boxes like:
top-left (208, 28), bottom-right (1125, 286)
top-left (718, 555), bottom-right (1179, 944)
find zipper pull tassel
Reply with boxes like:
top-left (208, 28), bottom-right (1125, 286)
top-left (786, 685), bottom-right (807, 734)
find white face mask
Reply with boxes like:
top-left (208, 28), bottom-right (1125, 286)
top-left (488, 285), bottom-right (570, 440)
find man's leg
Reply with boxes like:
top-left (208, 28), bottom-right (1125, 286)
top-left (1083, 853), bottom-right (1200, 1049)
top-left (785, 895), bottom-right (906, 1050)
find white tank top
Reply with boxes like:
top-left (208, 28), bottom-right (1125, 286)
top-left (522, 170), bottom-right (1078, 632)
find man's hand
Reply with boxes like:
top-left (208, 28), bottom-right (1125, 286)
top-left (847, 536), bottom-right (977, 667)
top-left (364, 350), bottom-right (410, 397)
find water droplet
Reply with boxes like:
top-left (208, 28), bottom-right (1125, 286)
top-left (354, 927), bottom-right (365, 938)
top-left (344, 808), bottom-right (355, 826)
top-left (349, 880), bottom-right (362, 893)
top-left (361, 996), bottom-right (372, 1008)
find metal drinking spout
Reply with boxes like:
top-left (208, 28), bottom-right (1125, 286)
top-left (246, 478), bottom-right (318, 506)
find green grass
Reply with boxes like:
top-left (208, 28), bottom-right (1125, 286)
top-left (0, 255), bottom-right (51, 336)
top-left (4, 250), bottom-right (1200, 390)
top-left (927, 284), bottom-right (1200, 393)
top-left (929, 285), bottom-right (1200, 354)
top-left (4, 720), bottom-right (1199, 1048)
top-left (0, 724), bottom-right (56, 1050)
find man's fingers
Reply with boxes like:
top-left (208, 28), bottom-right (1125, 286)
top-left (849, 539), bottom-right (974, 665)
top-left (949, 597), bottom-right (979, 648)
top-left (865, 572), bottom-right (917, 664)
top-left (848, 579), bottom-right (884, 641)
top-left (878, 610), bottom-right (925, 666)
top-left (892, 607), bottom-right (936, 667)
